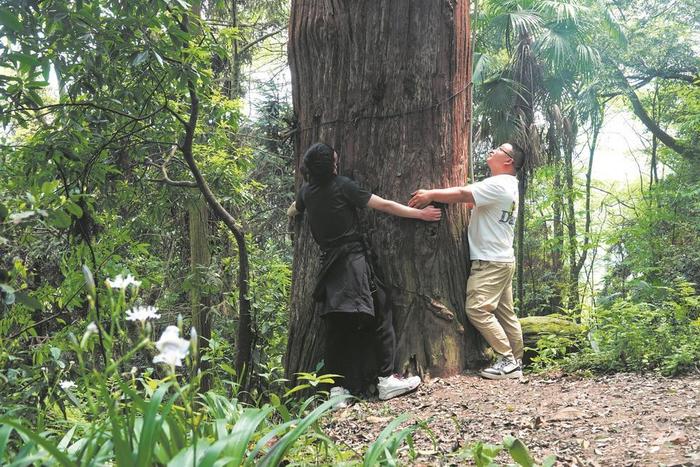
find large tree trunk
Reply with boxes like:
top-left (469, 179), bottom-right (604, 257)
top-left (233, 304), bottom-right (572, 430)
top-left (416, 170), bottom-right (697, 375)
top-left (286, 0), bottom-right (478, 379)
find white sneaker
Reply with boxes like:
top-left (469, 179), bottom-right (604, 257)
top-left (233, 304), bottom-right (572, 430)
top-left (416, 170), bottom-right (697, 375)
top-left (377, 374), bottom-right (421, 401)
top-left (329, 386), bottom-right (351, 409)
top-left (479, 356), bottom-right (522, 380)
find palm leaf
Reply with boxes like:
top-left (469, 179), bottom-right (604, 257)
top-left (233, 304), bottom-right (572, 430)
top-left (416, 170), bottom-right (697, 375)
top-left (536, 0), bottom-right (589, 24)
top-left (535, 29), bottom-right (574, 70)
top-left (601, 7), bottom-right (628, 47)
top-left (473, 53), bottom-right (497, 85)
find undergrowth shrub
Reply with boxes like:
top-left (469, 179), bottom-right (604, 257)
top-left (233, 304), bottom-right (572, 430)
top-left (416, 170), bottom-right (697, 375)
top-left (565, 280), bottom-right (700, 375)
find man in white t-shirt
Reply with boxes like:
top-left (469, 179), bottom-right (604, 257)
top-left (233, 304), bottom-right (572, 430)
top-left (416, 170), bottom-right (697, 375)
top-left (408, 143), bottom-right (525, 379)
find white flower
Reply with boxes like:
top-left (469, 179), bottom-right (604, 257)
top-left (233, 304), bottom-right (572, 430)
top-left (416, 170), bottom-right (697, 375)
top-left (153, 325), bottom-right (190, 368)
top-left (126, 306), bottom-right (160, 324)
top-left (86, 321), bottom-right (98, 335)
top-left (60, 380), bottom-right (76, 390)
top-left (106, 274), bottom-right (142, 289)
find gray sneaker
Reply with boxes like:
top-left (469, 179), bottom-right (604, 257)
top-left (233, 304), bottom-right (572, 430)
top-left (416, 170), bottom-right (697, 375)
top-left (479, 356), bottom-right (522, 380)
top-left (377, 374), bottom-right (421, 400)
top-left (329, 386), bottom-right (351, 409)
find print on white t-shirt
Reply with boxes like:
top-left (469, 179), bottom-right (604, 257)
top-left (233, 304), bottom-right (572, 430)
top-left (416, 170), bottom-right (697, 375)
top-left (468, 174), bottom-right (519, 262)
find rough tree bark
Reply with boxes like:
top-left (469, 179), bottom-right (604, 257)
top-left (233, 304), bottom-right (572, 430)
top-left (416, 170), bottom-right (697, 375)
top-left (285, 0), bottom-right (480, 379)
top-left (188, 195), bottom-right (212, 391)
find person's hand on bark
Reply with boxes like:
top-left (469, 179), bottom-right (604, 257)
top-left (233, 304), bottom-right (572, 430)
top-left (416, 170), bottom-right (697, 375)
top-left (419, 205), bottom-right (441, 222)
top-left (409, 189), bottom-right (432, 209)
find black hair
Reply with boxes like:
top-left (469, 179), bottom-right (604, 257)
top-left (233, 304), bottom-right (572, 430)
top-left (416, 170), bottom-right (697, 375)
top-left (509, 143), bottom-right (526, 173)
top-left (303, 142), bottom-right (336, 184)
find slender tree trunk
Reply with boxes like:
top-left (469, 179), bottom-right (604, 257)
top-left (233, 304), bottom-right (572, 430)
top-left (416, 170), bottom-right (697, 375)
top-left (512, 32), bottom-right (538, 315)
top-left (286, 0), bottom-right (477, 378)
top-left (188, 195), bottom-right (212, 390)
top-left (230, 0), bottom-right (241, 99)
top-left (564, 119), bottom-right (579, 311)
top-left (571, 118), bottom-right (600, 310)
top-left (178, 11), bottom-right (253, 383)
top-left (516, 176), bottom-right (526, 313)
top-left (548, 121), bottom-right (564, 313)
top-left (650, 81), bottom-right (659, 189)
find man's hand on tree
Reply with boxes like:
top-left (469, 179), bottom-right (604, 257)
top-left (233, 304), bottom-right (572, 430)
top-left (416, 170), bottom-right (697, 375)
top-left (409, 190), bottom-right (432, 209)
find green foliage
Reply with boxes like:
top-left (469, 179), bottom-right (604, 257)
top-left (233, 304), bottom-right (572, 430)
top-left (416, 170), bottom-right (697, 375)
top-left (528, 333), bottom-right (581, 372)
top-left (0, 265), bottom-right (344, 466)
top-left (453, 435), bottom-right (556, 466)
top-left (603, 170), bottom-right (700, 291)
top-left (567, 280), bottom-right (700, 375)
top-left (363, 413), bottom-right (424, 466)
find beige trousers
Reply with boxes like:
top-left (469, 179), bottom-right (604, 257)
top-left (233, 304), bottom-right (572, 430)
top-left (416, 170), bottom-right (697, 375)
top-left (466, 260), bottom-right (523, 360)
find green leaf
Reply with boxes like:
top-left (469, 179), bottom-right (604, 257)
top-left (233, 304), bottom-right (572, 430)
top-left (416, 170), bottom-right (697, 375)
top-left (49, 209), bottom-right (72, 229)
top-left (64, 201), bottom-right (83, 218)
top-left (363, 413), bottom-right (418, 466)
top-left (167, 439), bottom-right (211, 467)
top-left (56, 425), bottom-right (77, 451)
top-left (258, 397), bottom-right (344, 467)
top-left (135, 384), bottom-right (172, 467)
top-left (14, 291), bottom-right (42, 310)
top-left (152, 51), bottom-right (164, 66)
top-left (0, 204), bottom-right (7, 221)
top-left (42, 61), bottom-right (51, 82)
top-left (2, 292), bottom-right (14, 305)
top-left (244, 420), bottom-right (296, 466)
top-left (223, 406), bottom-right (274, 466)
top-left (40, 180), bottom-right (58, 195)
top-left (220, 362), bottom-right (237, 376)
top-left (0, 8), bottom-right (21, 33)
top-left (11, 52), bottom-right (40, 73)
top-left (503, 436), bottom-right (535, 467)
top-left (132, 51), bottom-right (149, 66)
top-left (0, 424), bottom-right (13, 460)
top-left (0, 419), bottom-right (74, 467)
top-left (282, 383), bottom-right (309, 397)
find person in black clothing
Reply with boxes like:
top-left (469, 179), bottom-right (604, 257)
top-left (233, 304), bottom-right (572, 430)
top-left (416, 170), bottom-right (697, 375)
top-left (288, 142), bottom-right (441, 405)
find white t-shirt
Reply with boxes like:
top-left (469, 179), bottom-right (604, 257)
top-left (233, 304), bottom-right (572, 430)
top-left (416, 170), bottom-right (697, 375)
top-left (468, 174), bottom-right (518, 262)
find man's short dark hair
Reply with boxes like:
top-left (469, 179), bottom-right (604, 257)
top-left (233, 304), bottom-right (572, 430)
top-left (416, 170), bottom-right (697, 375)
top-left (509, 143), bottom-right (525, 173)
top-left (303, 142), bottom-right (335, 184)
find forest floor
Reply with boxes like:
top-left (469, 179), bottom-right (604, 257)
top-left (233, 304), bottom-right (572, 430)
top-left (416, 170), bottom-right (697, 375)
top-left (323, 372), bottom-right (700, 466)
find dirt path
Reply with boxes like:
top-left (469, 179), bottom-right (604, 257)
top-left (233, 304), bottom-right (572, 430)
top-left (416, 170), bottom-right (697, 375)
top-left (324, 373), bottom-right (700, 466)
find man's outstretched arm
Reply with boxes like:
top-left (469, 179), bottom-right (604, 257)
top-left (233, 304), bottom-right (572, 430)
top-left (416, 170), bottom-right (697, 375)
top-left (367, 195), bottom-right (441, 221)
top-left (408, 187), bottom-right (474, 209)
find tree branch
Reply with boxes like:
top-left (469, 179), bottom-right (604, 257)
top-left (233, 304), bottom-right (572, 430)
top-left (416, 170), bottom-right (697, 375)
top-left (238, 27), bottom-right (286, 56)
top-left (3, 102), bottom-right (164, 122)
top-left (616, 70), bottom-right (697, 160)
top-left (150, 146), bottom-right (198, 187)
